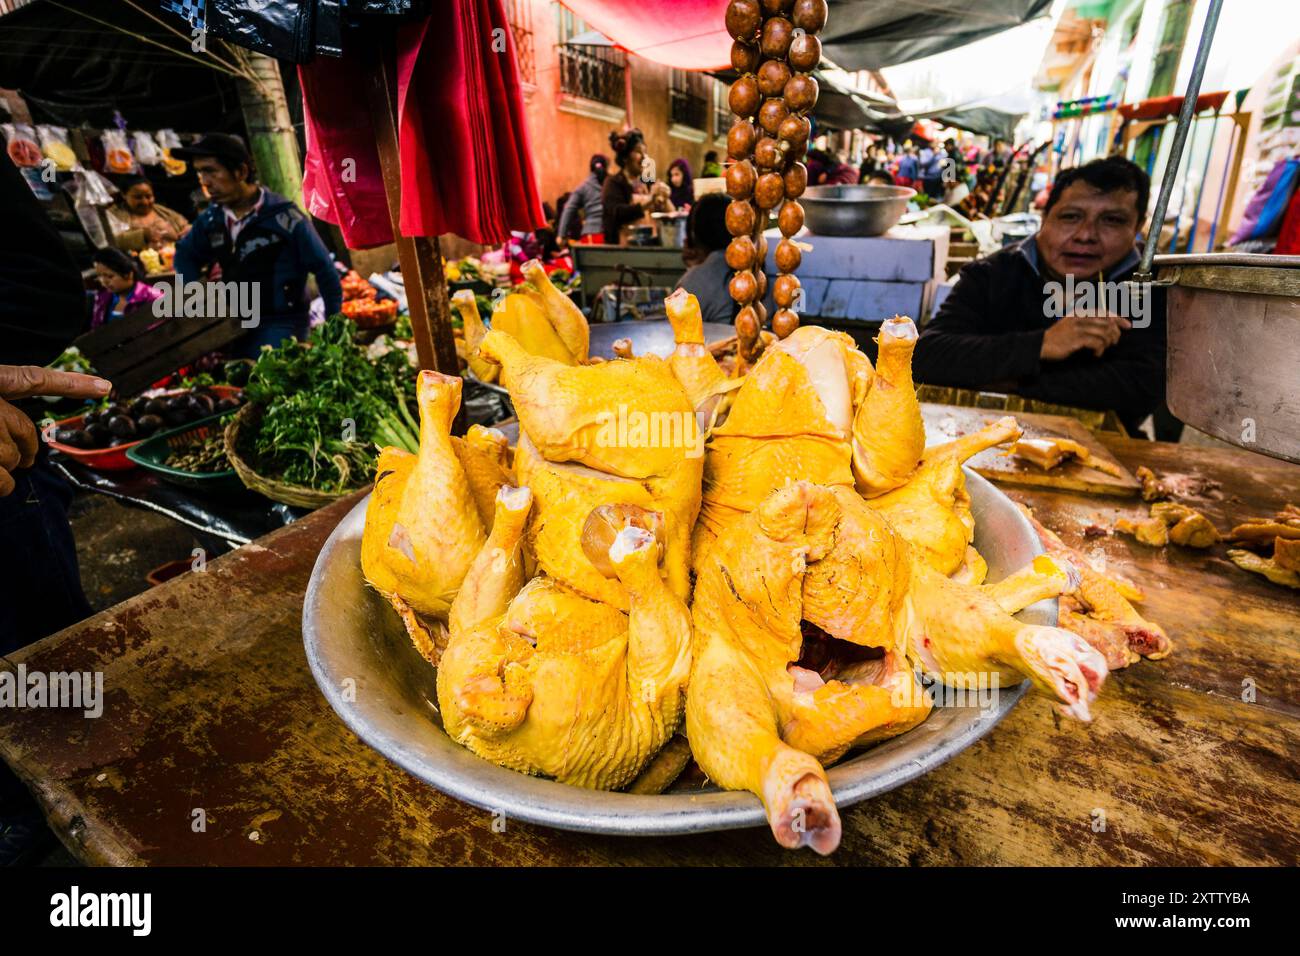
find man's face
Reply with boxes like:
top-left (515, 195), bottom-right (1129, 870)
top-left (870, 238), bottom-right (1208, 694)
top-left (1037, 181), bottom-right (1141, 278)
top-left (194, 156), bottom-right (244, 204)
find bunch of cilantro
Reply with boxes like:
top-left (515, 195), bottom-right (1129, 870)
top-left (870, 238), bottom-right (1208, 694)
top-left (242, 314), bottom-right (420, 492)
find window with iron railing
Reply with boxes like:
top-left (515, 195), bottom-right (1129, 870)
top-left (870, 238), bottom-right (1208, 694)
top-left (712, 80), bottom-right (732, 140)
top-left (504, 0), bottom-right (535, 85)
top-left (669, 68), bottom-right (709, 130)
top-left (559, 44), bottom-right (627, 108)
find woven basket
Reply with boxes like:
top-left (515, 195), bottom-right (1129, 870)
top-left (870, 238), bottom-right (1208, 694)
top-left (223, 404), bottom-right (358, 509)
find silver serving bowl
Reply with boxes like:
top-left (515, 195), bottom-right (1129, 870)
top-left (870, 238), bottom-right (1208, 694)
top-left (302, 469), bottom-right (1045, 836)
top-left (801, 183), bottom-right (916, 237)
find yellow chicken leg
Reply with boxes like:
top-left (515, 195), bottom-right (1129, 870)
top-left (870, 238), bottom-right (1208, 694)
top-left (908, 561), bottom-right (1108, 720)
top-left (451, 290), bottom-right (499, 383)
top-left (688, 482), bottom-right (844, 854)
top-left (518, 258), bottom-right (589, 363)
top-left (439, 486), bottom-right (537, 735)
top-left (868, 416), bottom-right (1023, 575)
top-left (852, 315), bottom-right (925, 497)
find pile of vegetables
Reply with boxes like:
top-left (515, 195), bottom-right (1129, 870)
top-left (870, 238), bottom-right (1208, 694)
top-left (56, 387), bottom-right (240, 449)
top-left (241, 314), bottom-right (421, 492)
top-left (164, 431), bottom-right (231, 474)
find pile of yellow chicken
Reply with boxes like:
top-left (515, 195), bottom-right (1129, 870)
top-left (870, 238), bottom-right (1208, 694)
top-left (359, 263), bottom-right (1169, 854)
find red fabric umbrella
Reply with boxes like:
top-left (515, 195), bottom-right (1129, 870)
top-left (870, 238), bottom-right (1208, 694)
top-left (300, 0), bottom-right (545, 249)
top-left (558, 0), bottom-right (731, 70)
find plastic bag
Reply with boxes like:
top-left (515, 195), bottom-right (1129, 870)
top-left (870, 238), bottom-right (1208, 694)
top-left (36, 125), bottom-right (79, 172)
top-left (2, 122), bottom-right (43, 168)
top-left (131, 130), bottom-right (164, 166)
top-left (67, 172), bottom-right (115, 247)
top-left (74, 168), bottom-right (119, 207)
top-left (156, 128), bottom-right (188, 176)
top-left (101, 128), bottom-right (138, 174)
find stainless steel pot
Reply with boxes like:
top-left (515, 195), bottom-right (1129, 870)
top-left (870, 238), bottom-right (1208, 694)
top-left (1158, 253), bottom-right (1300, 464)
top-left (800, 184), bottom-right (916, 237)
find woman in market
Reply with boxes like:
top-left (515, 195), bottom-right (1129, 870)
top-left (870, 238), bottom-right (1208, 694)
top-left (106, 175), bottom-right (190, 253)
top-left (601, 128), bottom-right (673, 244)
top-left (667, 158), bottom-right (694, 211)
top-left (90, 247), bottom-right (163, 328)
top-left (556, 153), bottom-right (608, 246)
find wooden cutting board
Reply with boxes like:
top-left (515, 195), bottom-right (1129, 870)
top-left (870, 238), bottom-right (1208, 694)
top-left (921, 403), bottom-right (1142, 497)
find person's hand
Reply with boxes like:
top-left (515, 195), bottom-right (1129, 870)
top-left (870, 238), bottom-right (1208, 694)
top-left (632, 191), bottom-right (655, 206)
top-left (0, 366), bottom-right (112, 497)
top-left (1040, 313), bottom-right (1132, 361)
top-left (146, 219), bottom-right (171, 243)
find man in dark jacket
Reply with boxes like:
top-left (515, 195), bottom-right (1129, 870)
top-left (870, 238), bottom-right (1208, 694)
top-left (172, 133), bottom-right (342, 356)
top-left (914, 156), bottom-right (1166, 435)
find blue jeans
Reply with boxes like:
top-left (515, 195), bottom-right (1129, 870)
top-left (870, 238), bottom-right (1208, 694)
top-left (237, 314), bottom-right (311, 358)
top-left (0, 454), bottom-right (92, 653)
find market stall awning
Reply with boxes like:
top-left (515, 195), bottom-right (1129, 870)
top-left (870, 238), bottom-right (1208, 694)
top-left (914, 104), bottom-right (1026, 140)
top-left (558, 0), bottom-right (1056, 71)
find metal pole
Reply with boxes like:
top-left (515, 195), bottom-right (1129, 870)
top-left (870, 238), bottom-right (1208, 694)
top-left (1184, 106), bottom-right (1223, 252)
top-left (1135, 0), bottom-right (1225, 280)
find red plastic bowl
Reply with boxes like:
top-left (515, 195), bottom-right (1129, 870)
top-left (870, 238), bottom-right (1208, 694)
top-left (46, 385), bottom-right (242, 472)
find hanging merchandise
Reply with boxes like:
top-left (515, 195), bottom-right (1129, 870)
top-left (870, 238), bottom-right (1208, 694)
top-left (299, 0), bottom-right (544, 248)
top-left (156, 129), bottom-right (188, 176)
top-left (68, 169), bottom-right (119, 248)
top-left (101, 128), bottom-right (138, 174)
top-left (2, 122), bottom-right (43, 168)
top-left (132, 130), bottom-right (164, 166)
top-left (36, 125), bottom-right (79, 172)
top-left (1229, 157), bottom-right (1300, 245)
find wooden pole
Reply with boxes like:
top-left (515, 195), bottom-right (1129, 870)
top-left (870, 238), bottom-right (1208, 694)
top-left (363, 41), bottom-right (459, 377)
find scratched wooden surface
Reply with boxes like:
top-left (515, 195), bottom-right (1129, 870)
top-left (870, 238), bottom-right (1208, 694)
top-left (1, 437), bottom-right (1297, 866)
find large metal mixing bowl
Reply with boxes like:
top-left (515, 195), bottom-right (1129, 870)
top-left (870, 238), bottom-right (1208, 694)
top-left (800, 183), bottom-right (917, 237)
top-left (302, 468), bottom-right (1044, 837)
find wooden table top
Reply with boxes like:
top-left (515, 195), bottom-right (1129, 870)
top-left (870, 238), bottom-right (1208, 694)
top-left (3, 432), bottom-right (1297, 866)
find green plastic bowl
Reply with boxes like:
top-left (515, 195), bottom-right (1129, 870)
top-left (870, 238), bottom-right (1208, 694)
top-left (126, 412), bottom-right (247, 494)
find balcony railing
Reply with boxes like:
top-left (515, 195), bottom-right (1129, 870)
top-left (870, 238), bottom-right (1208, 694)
top-left (669, 69), bottom-right (709, 130)
top-left (559, 44), bottom-right (626, 109)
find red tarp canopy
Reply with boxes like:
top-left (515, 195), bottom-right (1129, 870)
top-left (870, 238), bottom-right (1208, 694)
top-left (560, 0), bottom-right (731, 70)
top-left (300, 0), bottom-right (545, 248)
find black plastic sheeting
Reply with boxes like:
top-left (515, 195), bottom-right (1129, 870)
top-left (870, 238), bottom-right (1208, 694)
top-left (822, 0), bottom-right (1056, 71)
top-left (0, 0), bottom-right (242, 129)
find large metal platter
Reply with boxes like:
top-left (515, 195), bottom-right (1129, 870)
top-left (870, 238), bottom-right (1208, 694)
top-left (303, 469), bottom-right (1044, 836)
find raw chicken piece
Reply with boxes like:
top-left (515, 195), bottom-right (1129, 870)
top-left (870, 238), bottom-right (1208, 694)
top-left (514, 434), bottom-right (700, 609)
top-left (1018, 504), bottom-right (1171, 664)
top-left (693, 326), bottom-right (868, 570)
top-left (866, 417), bottom-right (1023, 576)
top-left (1115, 514), bottom-right (1169, 547)
top-left (1009, 436), bottom-right (1125, 479)
top-left (852, 316), bottom-right (925, 498)
top-left (1116, 501), bottom-right (1220, 549)
top-left (451, 290), bottom-right (498, 383)
top-left (361, 371), bottom-right (486, 621)
top-left (1228, 542), bottom-right (1300, 589)
top-left (480, 327), bottom-right (697, 480)
top-left (516, 258), bottom-right (589, 364)
top-left (664, 289), bottom-right (739, 435)
top-left (688, 481), bottom-right (1106, 854)
top-left (438, 491), bottom-right (691, 789)
top-left (687, 483), bottom-right (860, 855)
top-left (907, 560), bottom-right (1108, 721)
top-left (491, 292), bottom-right (575, 365)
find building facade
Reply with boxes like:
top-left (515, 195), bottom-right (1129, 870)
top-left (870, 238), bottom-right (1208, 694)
top-left (507, 0), bottom-right (731, 209)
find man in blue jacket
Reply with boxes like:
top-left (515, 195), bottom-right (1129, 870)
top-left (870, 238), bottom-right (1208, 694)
top-left (172, 133), bottom-right (342, 356)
